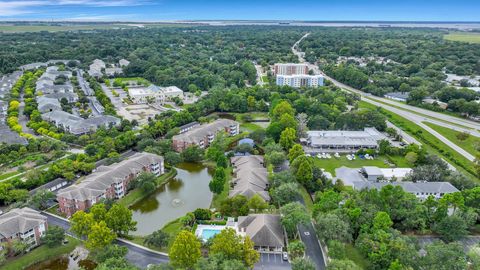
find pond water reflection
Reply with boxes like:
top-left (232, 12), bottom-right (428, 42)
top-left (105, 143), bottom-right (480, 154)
top-left (131, 162), bottom-right (213, 235)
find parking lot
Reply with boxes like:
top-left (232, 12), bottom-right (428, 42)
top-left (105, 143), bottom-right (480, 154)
top-left (254, 253), bottom-right (291, 270)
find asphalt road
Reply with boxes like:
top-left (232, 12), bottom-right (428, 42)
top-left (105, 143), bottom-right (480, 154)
top-left (41, 212), bottom-right (170, 269)
top-left (298, 223), bottom-right (326, 270)
top-left (254, 253), bottom-right (291, 270)
top-left (292, 33), bottom-right (477, 162)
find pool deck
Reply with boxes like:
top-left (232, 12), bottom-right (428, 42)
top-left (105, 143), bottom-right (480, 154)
top-left (195, 223), bottom-right (238, 241)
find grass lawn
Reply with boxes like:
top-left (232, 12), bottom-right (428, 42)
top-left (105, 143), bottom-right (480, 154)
top-left (424, 122), bottom-right (480, 156)
top-left (360, 101), bottom-right (478, 180)
top-left (444, 32), bottom-right (480, 44)
top-left (261, 75), bottom-right (269, 83)
top-left (2, 236), bottom-right (81, 270)
top-left (344, 244), bottom-right (370, 269)
top-left (118, 169), bottom-right (177, 208)
top-left (240, 122), bottom-right (263, 132)
top-left (311, 156), bottom-right (391, 176)
top-left (114, 77), bottom-right (151, 86)
top-left (211, 167), bottom-right (233, 209)
top-left (386, 155), bottom-right (411, 167)
top-left (131, 217), bottom-right (185, 252)
top-left (299, 186), bottom-right (314, 214)
top-left (0, 171), bottom-right (19, 181)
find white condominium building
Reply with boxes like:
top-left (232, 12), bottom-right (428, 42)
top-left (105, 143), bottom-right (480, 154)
top-left (274, 63), bottom-right (309, 75)
top-left (276, 74), bottom-right (324, 88)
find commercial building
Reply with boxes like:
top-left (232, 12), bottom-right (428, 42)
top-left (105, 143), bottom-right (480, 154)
top-left (274, 63), bottom-right (309, 75)
top-left (57, 152), bottom-right (164, 217)
top-left (276, 74), bottom-right (324, 88)
top-left (353, 181), bottom-right (459, 200)
top-left (41, 110), bottom-right (120, 135)
top-left (230, 156), bottom-right (270, 201)
top-left (172, 119), bottom-right (239, 152)
top-left (237, 214), bottom-right (285, 253)
top-left (0, 208), bottom-right (47, 249)
top-left (361, 166), bottom-right (412, 181)
top-left (304, 128), bottom-right (387, 152)
top-left (128, 85), bottom-right (184, 104)
top-left (384, 92), bottom-right (410, 102)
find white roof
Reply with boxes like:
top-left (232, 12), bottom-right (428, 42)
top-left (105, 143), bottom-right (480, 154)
top-left (379, 168), bottom-right (412, 179)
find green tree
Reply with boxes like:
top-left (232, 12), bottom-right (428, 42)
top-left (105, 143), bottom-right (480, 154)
top-left (11, 239), bottom-right (29, 255)
top-left (420, 241), bottom-right (467, 270)
top-left (42, 225), bottom-right (65, 247)
top-left (144, 230), bottom-right (170, 249)
top-left (209, 167), bottom-right (227, 194)
top-left (243, 236), bottom-right (260, 268)
top-left (219, 195), bottom-right (250, 217)
top-left (467, 246), bottom-right (480, 270)
top-left (105, 204), bottom-right (137, 236)
top-left (95, 257), bottom-right (137, 270)
top-left (433, 215), bottom-right (469, 242)
top-left (280, 202), bottom-right (310, 238)
top-left (272, 182), bottom-right (301, 206)
top-left (279, 127), bottom-right (296, 150)
top-left (288, 144), bottom-right (305, 163)
top-left (248, 194), bottom-right (268, 212)
top-left (271, 101), bottom-right (295, 121)
top-left (181, 145), bottom-right (204, 162)
top-left (90, 203), bottom-right (108, 222)
top-left (291, 257), bottom-right (316, 270)
top-left (315, 213), bottom-right (352, 243)
top-left (86, 221), bottom-right (116, 250)
top-left (295, 160), bottom-right (313, 187)
top-left (30, 189), bottom-right (55, 210)
top-left (327, 259), bottom-right (361, 270)
top-left (211, 228), bottom-right (243, 259)
top-left (93, 244), bottom-right (128, 264)
top-left (169, 230), bottom-right (202, 269)
top-left (135, 172), bottom-right (157, 193)
top-left (288, 241), bottom-right (305, 260)
top-left (70, 211), bottom-right (95, 238)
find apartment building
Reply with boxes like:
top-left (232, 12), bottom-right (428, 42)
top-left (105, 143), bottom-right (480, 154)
top-left (57, 152), bottom-right (164, 217)
top-left (172, 119), bottom-right (239, 152)
top-left (276, 74), bottom-right (324, 88)
top-left (353, 181), bottom-right (459, 200)
top-left (273, 63), bottom-right (309, 75)
top-left (0, 208), bottom-right (47, 249)
top-left (230, 155), bottom-right (270, 201)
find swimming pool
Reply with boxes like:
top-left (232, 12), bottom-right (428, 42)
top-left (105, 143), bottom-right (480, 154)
top-left (201, 229), bottom-right (221, 240)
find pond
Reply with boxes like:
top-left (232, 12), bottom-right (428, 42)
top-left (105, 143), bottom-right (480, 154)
top-left (131, 162), bottom-right (213, 235)
top-left (25, 256), bottom-right (96, 270)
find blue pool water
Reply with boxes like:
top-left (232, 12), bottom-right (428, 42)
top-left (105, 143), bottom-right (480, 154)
top-left (202, 229), bottom-right (222, 240)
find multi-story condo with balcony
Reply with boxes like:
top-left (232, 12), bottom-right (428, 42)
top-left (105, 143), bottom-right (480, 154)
top-left (57, 152), bottom-right (164, 217)
top-left (0, 208), bottom-right (48, 250)
top-left (172, 119), bottom-right (240, 152)
top-left (276, 74), bottom-right (324, 88)
top-left (273, 63), bottom-right (309, 75)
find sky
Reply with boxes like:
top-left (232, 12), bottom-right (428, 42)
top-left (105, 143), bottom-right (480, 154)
top-left (0, 0), bottom-right (479, 22)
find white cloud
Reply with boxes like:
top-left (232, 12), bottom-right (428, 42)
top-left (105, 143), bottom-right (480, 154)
top-left (0, 1), bottom-right (46, 16)
top-left (56, 0), bottom-right (150, 7)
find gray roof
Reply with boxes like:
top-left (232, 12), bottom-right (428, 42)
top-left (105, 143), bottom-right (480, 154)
top-left (362, 166), bottom-right (383, 176)
top-left (37, 96), bottom-right (61, 113)
top-left (307, 128), bottom-right (386, 148)
top-left (230, 155), bottom-right (270, 201)
top-left (353, 181), bottom-right (459, 194)
top-left (41, 111), bottom-right (120, 135)
top-left (384, 92), bottom-right (410, 100)
top-left (0, 208), bottom-right (46, 238)
top-left (173, 119), bottom-right (239, 144)
top-left (237, 214), bottom-right (284, 248)
top-left (44, 92), bottom-right (78, 102)
top-left (0, 124), bottom-right (28, 145)
top-left (57, 152), bottom-right (163, 201)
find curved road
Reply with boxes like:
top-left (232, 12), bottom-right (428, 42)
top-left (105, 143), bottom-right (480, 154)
top-left (293, 33), bottom-right (476, 162)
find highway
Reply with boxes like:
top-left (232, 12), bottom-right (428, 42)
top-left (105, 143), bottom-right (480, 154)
top-left (292, 33), bottom-right (477, 162)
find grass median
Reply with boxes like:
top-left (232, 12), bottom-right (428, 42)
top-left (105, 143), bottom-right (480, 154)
top-left (424, 122), bottom-right (480, 157)
top-left (360, 101), bottom-right (478, 180)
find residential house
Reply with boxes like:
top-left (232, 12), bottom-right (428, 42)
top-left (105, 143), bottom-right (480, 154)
top-left (172, 119), bottom-right (239, 152)
top-left (230, 156), bottom-right (270, 201)
top-left (0, 208), bottom-right (47, 249)
top-left (37, 96), bottom-right (62, 113)
top-left (57, 152), bottom-right (164, 217)
top-left (41, 110), bottom-right (120, 135)
top-left (237, 214), bottom-right (285, 253)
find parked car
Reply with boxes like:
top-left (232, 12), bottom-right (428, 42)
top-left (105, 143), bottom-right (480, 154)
top-left (283, 252), bottom-right (288, 261)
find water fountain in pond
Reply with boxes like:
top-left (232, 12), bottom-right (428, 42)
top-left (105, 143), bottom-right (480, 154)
top-left (171, 198), bottom-right (184, 207)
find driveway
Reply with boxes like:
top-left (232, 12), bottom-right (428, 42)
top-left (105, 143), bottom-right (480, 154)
top-left (41, 212), bottom-right (169, 269)
top-left (334, 167), bottom-right (366, 186)
top-left (298, 223), bottom-right (326, 270)
top-left (254, 253), bottom-right (291, 270)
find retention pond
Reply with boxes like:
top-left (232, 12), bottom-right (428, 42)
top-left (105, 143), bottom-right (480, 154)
top-left (131, 162), bottom-right (213, 235)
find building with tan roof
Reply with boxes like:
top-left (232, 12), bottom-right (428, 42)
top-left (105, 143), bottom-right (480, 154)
top-left (57, 152), bottom-right (164, 217)
top-left (230, 155), bottom-right (270, 201)
top-left (0, 208), bottom-right (47, 249)
top-left (237, 214), bottom-right (285, 253)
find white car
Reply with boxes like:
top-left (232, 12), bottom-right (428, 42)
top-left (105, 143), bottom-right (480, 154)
top-left (283, 252), bottom-right (288, 261)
